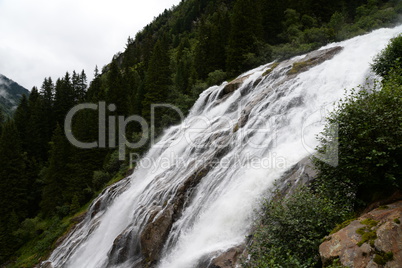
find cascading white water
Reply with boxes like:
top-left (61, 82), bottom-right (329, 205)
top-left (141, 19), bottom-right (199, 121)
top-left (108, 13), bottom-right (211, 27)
top-left (45, 25), bottom-right (402, 268)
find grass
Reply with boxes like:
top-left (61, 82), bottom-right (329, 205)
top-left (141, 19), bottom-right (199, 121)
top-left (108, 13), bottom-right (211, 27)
top-left (8, 216), bottom-right (71, 268)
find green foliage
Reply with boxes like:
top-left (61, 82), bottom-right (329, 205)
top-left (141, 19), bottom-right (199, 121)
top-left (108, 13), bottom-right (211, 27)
top-left (226, 0), bottom-right (263, 75)
top-left (0, 120), bottom-right (27, 263)
top-left (373, 251), bottom-right (394, 265)
top-left (313, 79), bottom-right (402, 208)
top-left (330, 218), bottom-right (356, 235)
top-left (360, 218), bottom-right (378, 227)
top-left (141, 38), bottom-right (172, 125)
top-left (92, 170), bottom-right (111, 191)
top-left (40, 125), bottom-right (72, 216)
top-left (8, 216), bottom-right (70, 268)
top-left (244, 187), bottom-right (349, 267)
top-left (69, 195), bottom-right (81, 214)
top-left (356, 218), bottom-right (378, 247)
top-left (326, 258), bottom-right (347, 268)
top-left (372, 34), bottom-right (402, 78)
top-left (206, 69), bottom-right (227, 86)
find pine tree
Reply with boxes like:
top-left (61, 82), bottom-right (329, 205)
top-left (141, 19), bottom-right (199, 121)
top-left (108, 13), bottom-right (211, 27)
top-left (141, 38), bottom-right (172, 126)
top-left (226, 0), bottom-right (263, 75)
top-left (28, 87), bottom-right (50, 162)
top-left (14, 94), bottom-right (31, 153)
top-left (194, 6), bottom-right (230, 79)
top-left (54, 72), bottom-right (76, 125)
top-left (0, 120), bottom-right (27, 261)
top-left (107, 60), bottom-right (128, 115)
top-left (40, 124), bottom-right (72, 216)
top-left (39, 77), bottom-right (56, 151)
top-left (175, 38), bottom-right (194, 94)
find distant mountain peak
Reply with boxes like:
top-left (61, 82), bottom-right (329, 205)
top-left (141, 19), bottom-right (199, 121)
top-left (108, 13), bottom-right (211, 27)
top-left (0, 74), bottom-right (29, 116)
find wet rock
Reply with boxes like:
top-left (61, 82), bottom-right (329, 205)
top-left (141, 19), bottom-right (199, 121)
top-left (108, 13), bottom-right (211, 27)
top-left (287, 46), bottom-right (343, 75)
top-left (261, 62), bottom-right (280, 77)
top-left (90, 199), bottom-right (102, 218)
top-left (274, 156), bottom-right (316, 199)
top-left (40, 261), bottom-right (53, 268)
top-left (319, 200), bottom-right (402, 267)
top-left (140, 206), bottom-right (174, 265)
top-left (218, 74), bottom-right (251, 99)
top-left (236, 89), bottom-right (271, 129)
top-left (208, 245), bottom-right (245, 268)
top-left (109, 225), bottom-right (141, 265)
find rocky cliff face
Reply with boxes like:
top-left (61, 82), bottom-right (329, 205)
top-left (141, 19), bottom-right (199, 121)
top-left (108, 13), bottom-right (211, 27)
top-left (320, 200), bottom-right (402, 267)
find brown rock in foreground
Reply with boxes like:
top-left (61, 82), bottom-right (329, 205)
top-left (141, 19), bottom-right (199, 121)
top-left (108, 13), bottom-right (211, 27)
top-left (319, 200), bottom-right (402, 267)
top-left (208, 246), bottom-right (245, 268)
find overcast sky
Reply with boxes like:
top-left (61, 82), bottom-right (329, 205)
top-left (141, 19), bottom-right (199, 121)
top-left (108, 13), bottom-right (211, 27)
top-left (0, 0), bottom-right (182, 90)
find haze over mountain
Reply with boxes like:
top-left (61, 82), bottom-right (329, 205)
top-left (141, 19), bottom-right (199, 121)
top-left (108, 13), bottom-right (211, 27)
top-left (0, 74), bottom-right (29, 116)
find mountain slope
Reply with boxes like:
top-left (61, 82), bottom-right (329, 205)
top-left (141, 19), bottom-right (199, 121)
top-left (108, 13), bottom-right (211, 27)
top-left (0, 74), bottom-right (29, 116)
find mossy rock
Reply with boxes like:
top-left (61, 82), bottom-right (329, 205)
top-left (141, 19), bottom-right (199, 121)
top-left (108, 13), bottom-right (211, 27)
top-left (330, 218), bottom-right (356, 235)
top-left (288, 59), bottom-right (316, 75)
top-left (374, 251), bottom-right (393, 265)
top-left (356, 218), bottom-right (378, 247)
top-left (287, 46), bottom-right (343, 75)
top-left (262, 62), bottom-right (280, 76)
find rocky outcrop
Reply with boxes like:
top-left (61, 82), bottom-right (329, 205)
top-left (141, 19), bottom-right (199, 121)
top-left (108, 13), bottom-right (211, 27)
top-left (287, 46), bottom-right (343, 75)
top-left (320, 200), bottom-right (402, 267)
top-left (140, 206), bottom-right (174, 265)
top-left (139, 163), bottom-right (217, 267)
top-left (208, 246), bottom-right (245, 268)
top-left (219, 75), bottom-right (251, 99)
top-left (274, 156), bottom-right (316, 198)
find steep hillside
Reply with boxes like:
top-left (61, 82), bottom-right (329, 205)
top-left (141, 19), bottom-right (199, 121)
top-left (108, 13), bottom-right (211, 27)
top-left (0, 74), bottom-right (29, 116)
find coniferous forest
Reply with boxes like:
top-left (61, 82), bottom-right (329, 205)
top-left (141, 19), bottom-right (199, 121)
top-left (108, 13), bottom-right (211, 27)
top-left (0, 0), bottom-right (401, 266)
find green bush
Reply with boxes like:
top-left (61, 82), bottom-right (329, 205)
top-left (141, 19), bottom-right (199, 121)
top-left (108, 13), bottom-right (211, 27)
top-left (206, 70), bottom-right (227, 86)
top-left (92, 170), bottom-right (111, 190)
top-left (372, 34), bottom-right (402, 77)
top-left (244, 187), bottom-right (349, 267)
top-left (313, 79), bottom-right (402, 208)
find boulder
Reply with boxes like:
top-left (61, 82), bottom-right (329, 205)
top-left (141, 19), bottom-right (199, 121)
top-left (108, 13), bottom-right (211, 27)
top-left (218, 74), bottom-right (251, 99)
top-left (208, 246), bottom-right (245, 268)
top-left (287, 46), bottom-right (343, 75)
top-left (320, 200), bottom-right (402, 267)
top-left (140, 206), bottom-right (174, 265)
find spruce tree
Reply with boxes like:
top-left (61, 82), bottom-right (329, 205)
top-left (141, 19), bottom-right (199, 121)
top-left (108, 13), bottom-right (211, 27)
top-left (226, 0), bottom-right (263, 75)
top-left (0, 120), bottom-right (27, 261)
top-left (141, 38), bottom-right (171, 126)
top-left (107, 60), bottom-right (128, 115)
top-left (40, 124), bottom-right (72, 216)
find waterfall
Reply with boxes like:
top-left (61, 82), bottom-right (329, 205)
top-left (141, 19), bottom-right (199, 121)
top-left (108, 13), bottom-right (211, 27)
top-left (44, 25), bottom-right (402, 268)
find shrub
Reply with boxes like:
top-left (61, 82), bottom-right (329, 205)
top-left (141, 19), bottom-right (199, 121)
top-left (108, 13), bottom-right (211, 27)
top-left (244, 187), bottom-right (349, 267)
top-left (314, 36), bottom-right (402, 208)
top-left (372, 34), bottom-right (402, 77)
top-left (313, 79), bottom-right (402, 208)
top-left (92, 170), bottom-right (111, 190)
top-left (206, 69), bottom-right (227, 87)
